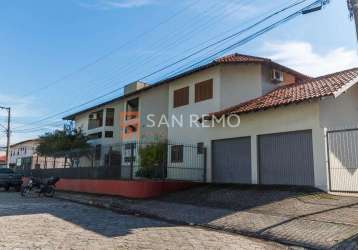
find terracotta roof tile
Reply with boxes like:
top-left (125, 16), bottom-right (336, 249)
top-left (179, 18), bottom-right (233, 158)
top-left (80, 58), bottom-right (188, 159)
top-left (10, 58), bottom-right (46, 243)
top-left (210, 67), bottom-right (358, 118)
top-left (213, 53), bottom-right (310, 80)
top-left (214, 53), bottom-right (270, 63)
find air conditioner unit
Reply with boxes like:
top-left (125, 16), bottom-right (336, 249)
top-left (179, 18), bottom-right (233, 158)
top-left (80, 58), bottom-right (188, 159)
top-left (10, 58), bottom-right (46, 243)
top-left (271, 69), bottom-right (284, 83)
top-left (89, 113), bottom-right (97, 120)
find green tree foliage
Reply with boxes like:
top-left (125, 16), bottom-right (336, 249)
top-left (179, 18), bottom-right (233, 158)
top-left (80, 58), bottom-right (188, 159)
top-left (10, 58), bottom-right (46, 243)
top-left (136, 142), bottom-right (167, 178)
top-left (36, 126), bottom-right (91, 167)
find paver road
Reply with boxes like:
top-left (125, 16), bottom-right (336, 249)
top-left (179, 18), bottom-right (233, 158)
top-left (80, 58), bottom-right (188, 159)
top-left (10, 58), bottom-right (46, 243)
top-left (0, 192), bottom-right (289, 250)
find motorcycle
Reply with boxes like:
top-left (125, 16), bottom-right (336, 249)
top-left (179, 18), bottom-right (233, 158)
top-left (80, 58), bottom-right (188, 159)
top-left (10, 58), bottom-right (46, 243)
top-left (21, 176), bottom-right (60, 198)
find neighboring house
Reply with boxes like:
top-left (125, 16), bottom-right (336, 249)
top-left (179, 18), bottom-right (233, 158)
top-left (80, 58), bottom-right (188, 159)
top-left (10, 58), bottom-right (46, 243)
top-left (9, 139), bottom-right (40, 168)
top-left (0, 155), bottom-right (6, 166)
top-left (9, 139), bottom-right (65, 170)
top-left (63, 53), bottom-right (358, 191)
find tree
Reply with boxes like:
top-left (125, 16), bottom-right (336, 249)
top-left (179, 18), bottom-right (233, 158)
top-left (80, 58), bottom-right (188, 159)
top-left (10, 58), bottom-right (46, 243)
top-left (136, 141), bottom-right (167, 179)
top-left (36, 126), bottom-right (91, 167)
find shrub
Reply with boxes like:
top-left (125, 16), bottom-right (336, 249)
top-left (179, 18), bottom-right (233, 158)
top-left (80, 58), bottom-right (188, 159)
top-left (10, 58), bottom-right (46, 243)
top-left (136, 142), bottom-right (167, 179)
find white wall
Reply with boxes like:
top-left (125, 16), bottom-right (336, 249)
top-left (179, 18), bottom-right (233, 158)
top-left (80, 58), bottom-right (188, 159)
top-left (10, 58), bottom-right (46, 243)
top-left (140, 84), bottom-right (169, 142)
top-left (204, 102), bottom-right (326, 190)
top-left (220, 64), bottom-right (262, 109)
top-left (72, 85), bottom-right (170, 168)
top-left (167, 64), bottom-right (271, 141)
top-left (319, 84), bottom-right (358, 192)
top-left (319, 84), bottom-right (358, 130)
top-left (165, 64), bottom-right (329, 186)
top-left (10, 141), bottom-right (39, 165)
top-left (168, 66), bottom-right (222, 144)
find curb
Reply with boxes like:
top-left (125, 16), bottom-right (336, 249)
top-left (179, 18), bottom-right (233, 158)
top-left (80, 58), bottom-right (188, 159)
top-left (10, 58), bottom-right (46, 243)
top-left (55, 194), bottom-right (310, 250)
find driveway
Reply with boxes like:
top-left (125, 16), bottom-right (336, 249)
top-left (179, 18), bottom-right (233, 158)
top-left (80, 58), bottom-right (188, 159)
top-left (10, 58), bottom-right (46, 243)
top-left (0, 191), bottom-right (288, 250)
top-left (57, 185), bottom-right (358, 249)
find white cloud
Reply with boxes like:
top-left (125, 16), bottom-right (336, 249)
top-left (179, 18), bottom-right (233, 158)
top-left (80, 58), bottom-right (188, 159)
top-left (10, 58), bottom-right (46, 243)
top-left (80, 0), bottom-right (158, 10)
top-left (262, 41), bottom-right (358, 77)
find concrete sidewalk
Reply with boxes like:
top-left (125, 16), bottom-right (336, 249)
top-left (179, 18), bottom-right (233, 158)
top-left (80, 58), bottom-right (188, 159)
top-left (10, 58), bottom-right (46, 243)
top-left (56, 186), bottom-right (358, 250)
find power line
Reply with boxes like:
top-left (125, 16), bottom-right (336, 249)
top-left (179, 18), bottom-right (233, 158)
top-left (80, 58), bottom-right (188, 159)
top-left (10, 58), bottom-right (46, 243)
top-left (136, 0), bottom-right (311, 83)
top-left (19, 0), bottom-right (203, 99)
top-left (62, 0), bottom-right (307, 100)
top-left (88, 0), bottom-right (289, 93)
top-left (13, 0), bottom-right (325, 133)
top-left (14, 0), bottom-right (247, 131)
top-left (49, 0), bottom-right (254, 100)
top-left (162, 0), bottom-right (328, 80)
top-left (13, 121), bottom-right (65, 133)
top-left (12, 0), bottom-right (270, 130)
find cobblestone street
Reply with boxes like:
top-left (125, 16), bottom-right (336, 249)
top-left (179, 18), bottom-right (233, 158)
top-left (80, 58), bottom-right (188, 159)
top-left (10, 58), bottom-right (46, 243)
top-left (56, 186), bottom-right (358, 249)
top-left (0, 192), bottom-right (290, 250)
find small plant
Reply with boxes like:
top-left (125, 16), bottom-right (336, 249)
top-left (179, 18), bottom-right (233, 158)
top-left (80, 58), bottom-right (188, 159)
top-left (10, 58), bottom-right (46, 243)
top-left (136, 142), bottom-right (167, 179)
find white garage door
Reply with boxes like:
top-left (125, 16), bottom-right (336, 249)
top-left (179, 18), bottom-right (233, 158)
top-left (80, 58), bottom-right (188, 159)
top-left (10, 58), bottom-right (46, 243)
top-left (327, 128), bottom-right (358, 192)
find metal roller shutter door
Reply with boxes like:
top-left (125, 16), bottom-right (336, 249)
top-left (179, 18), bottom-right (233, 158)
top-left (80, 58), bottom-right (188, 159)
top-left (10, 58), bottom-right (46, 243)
top-left (212, 137), bottom-right (252, 184)
top-left (258, 130), bottom-right (315, 186)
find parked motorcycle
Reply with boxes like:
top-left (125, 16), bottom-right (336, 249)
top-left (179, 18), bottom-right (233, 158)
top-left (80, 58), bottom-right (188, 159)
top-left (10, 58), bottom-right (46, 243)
top-left (21, 177), bottom-right (60, 198)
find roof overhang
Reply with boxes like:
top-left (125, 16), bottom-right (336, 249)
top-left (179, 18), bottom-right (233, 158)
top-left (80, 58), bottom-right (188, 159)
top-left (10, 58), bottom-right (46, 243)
top-left (333, 76), bottom-right (358, 98)
top-left (62, 55), bottom-right (309, 120)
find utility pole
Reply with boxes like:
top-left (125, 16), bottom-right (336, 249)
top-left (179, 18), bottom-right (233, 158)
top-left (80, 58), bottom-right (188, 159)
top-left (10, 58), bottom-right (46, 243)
top-left (6, 108), bottom-right (10, 167)
top-left (0, 106), bottom-right (11, 168)
top-left (348, 0), bottom-right (358, 40)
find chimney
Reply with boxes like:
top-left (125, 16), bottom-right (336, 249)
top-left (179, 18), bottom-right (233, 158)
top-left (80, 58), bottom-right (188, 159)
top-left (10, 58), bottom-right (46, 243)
top-left (124, 81), bottom-right (149, 95)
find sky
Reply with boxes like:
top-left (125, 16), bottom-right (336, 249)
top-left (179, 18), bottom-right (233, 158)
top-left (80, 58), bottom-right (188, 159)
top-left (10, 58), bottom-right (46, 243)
top-left (0, 0), bottom-right (357, 148)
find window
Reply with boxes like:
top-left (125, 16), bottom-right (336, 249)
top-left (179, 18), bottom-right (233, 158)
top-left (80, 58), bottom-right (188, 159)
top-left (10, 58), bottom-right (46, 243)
top-left (195, 79), bottom-right (213, 103)
top-left (88, 110), bottom-right (104, 130)
top-left (88, 132), bottom-right (102, 140)
top-left (171, 145), bottom-right (183, 163)
top-left (126, 98), bottom-right (139, 120)
top-left (197, 142), bottom-right (204, 154)
top-left (105, 131), bottom-right (114, 138)
top-left (95, 145), bottom-right (102, 161)
top-left (106, 108), bottom-right (115, 126)
top-left (173, 87), bottom-right (189, 108)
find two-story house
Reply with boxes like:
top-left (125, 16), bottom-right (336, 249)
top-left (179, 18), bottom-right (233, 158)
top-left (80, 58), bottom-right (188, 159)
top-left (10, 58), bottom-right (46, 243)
top-left (64, 53), bottom-right (358, 191)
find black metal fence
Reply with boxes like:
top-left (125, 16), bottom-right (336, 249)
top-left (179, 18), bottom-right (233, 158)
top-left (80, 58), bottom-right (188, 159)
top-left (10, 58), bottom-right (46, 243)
top-left (18, 142), bottom-right (206, 182)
